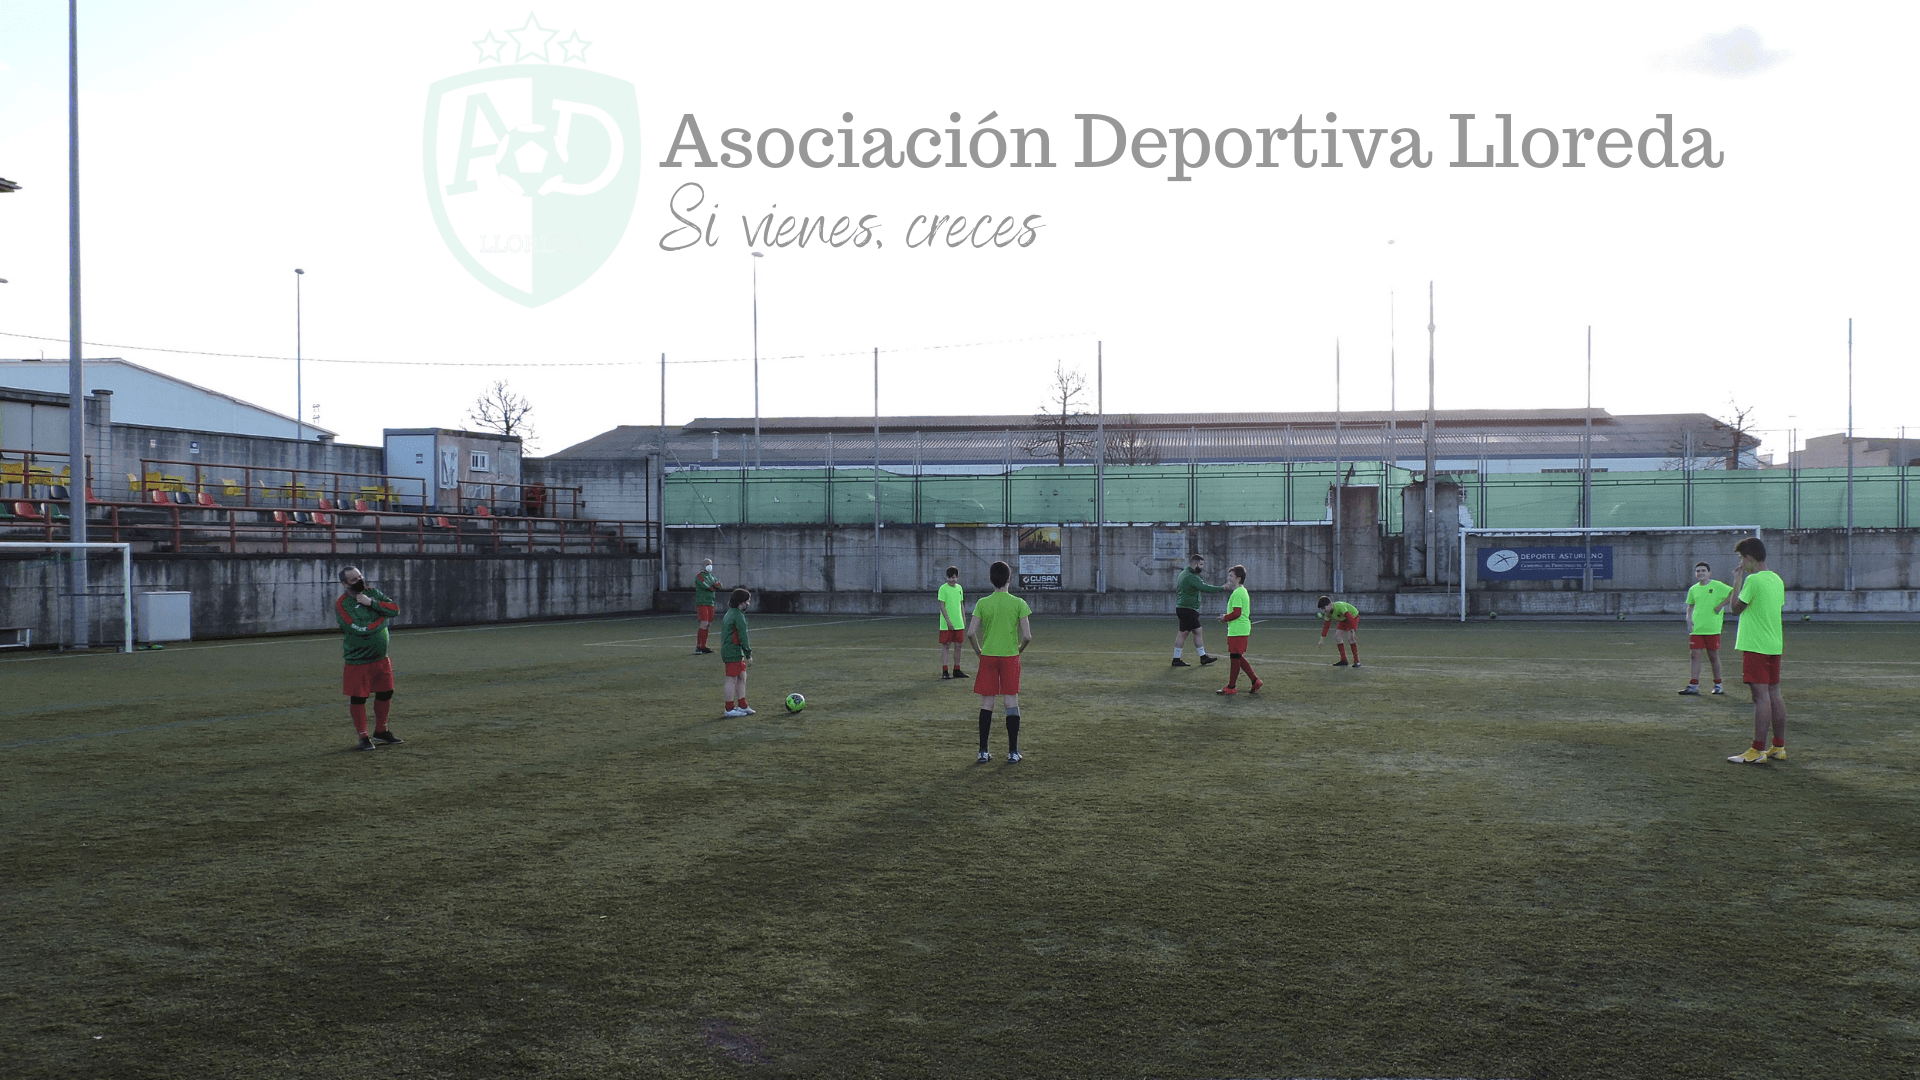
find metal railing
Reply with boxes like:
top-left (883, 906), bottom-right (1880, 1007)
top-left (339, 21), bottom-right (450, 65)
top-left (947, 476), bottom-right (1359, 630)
top-left (134, 459), bottom-right (430, 510)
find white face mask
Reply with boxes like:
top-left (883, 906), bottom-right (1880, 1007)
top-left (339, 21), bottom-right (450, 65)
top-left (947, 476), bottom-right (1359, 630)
top-left (703, 563), bottom-right (713, 572)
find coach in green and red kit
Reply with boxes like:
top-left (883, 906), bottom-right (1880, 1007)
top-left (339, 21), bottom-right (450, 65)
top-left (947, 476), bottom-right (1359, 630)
top-left (337, 567), bottom-right (402, 751)
top-left (693, 557), bottom-right (721, 654)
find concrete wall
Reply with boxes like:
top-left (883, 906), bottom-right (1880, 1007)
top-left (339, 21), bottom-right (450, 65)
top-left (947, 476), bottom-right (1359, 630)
top-left (660, 523), bottom-right (1920, 617)
top-left (525, 456), bottom-right (657, 522)
top-left (0, 553), bottom-right (658, 643)
top-left (105, 421), bottom-right (386, 502)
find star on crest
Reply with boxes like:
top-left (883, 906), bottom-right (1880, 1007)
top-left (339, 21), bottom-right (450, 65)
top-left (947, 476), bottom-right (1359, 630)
top-left (472, 30), bottom-right (507, 63)
top-left (508, 13), bottom-right (560, 62)
top-left (558, 30), bottom-right (592, 63)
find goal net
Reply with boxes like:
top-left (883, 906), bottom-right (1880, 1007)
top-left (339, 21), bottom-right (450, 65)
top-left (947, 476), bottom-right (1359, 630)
top-left (0, 542), bottom-right (135, 652)
top-left (1457, 526), bottom-right (1761, 621)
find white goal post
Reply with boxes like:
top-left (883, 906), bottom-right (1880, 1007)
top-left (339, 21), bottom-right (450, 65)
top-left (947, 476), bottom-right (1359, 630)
top-left (0, 541), bottom-right (135, 652)
top-left (1457, 526), bottom-right (1761, 622)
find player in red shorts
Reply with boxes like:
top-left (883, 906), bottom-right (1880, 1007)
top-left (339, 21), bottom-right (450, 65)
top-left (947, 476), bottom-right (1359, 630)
top-left (693, 558), bottom-right (722, 654)
top-left (719, 588), bottom-right (754, 717)
top-left (936, 565), bottom-right (969, 680)
top-left (1679, 561), bottom-right (1733, 695)
top-left (967, 560), bottom-right (1032, 762)
top-left (1726, 537), bottom-right (1788, 764)
top-left (336, 567), bottom-right (402, 751)
top-left (1317, 595), bottom-right (1362, 667)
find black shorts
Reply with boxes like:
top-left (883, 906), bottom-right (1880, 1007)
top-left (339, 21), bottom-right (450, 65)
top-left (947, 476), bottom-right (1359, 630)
top-left (1176, 607), bottom-right (1202, 632)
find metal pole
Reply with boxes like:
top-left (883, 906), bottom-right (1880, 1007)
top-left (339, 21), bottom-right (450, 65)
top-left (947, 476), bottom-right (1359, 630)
top-left (1095, 341), bottom-right (1104, 593)
top-left (121, 542), bottom-right (132, 653)
top-left (1583, 326), bottom-right (1593, 593)
top-left (294, 269), bottom-right (304, 444)
top-left (751, 252), bottom-right (763, 467)
top-left (872, 347), bottom-right (881, 595)
top-left (66, 0), bottom-right (87, 648)
top-left (1388, 290), bottom-right (1396, 453)
top-left (1333, 339), bottom-right (1343, 594)
top-left (658, 352), bottom-right (667, 593)
top-left (1846, 318), bottom-right (1854, 591)
top-left (1424, 281), bottom-right (1436, 584)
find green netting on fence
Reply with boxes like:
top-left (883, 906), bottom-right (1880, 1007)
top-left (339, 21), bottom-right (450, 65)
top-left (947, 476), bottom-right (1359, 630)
top-left (668, 464), bottom-right (1916, 529)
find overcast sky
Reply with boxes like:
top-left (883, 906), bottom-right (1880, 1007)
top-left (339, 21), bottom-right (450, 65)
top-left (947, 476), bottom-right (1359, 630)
top-left (0, 2), bottom-right (1912, 456)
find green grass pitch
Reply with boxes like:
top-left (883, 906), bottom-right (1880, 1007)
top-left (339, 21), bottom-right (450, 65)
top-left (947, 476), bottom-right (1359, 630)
top-left (5, 614), bottom-right (1918, 1079)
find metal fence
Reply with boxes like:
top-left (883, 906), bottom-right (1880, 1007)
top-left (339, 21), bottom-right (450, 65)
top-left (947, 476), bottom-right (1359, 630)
top-left (661, 424), bottom-right (1917, 531)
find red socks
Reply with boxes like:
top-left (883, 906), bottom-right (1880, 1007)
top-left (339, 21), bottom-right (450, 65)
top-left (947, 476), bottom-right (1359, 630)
top-left (1349, 645), bottom-right (1359, 663)
top-left (1337, 643), bottom-right (1349, 662)
top-left (349, 702), bottom-right (368, 737)
top-left (373, 697), bottom-right (390, 732)
top-left (697, 627), bottom-right (709, 648)
top-left (725, 699), bottom-right (735, 710)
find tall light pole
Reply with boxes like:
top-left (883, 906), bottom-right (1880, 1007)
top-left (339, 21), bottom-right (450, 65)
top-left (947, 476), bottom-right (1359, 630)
top-left (1424, 282), bottom-right (1437, 585)
top-left (67, 0), bottom-right (88, 648)
top-left (294, 268), bottom-right (305, 447)
top-left (751, 250), bottom-right (764, 467)
top-left (1333, 339), bottom-right (1344, 594)
top-left (1583, 326), bottom-right (1593, 593)
top-left (1846, 318), bottom-right (1854, 591)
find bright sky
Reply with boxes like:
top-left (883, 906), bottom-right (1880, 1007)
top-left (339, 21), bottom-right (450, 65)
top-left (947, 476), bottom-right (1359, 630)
top-left (0, 2), bottom-right (1912, 456)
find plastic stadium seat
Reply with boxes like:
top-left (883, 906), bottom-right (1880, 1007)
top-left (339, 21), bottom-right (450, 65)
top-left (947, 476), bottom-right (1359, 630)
top-left (148, 490), bottom-right (171, 505)
top-left (434, 516), bottom-right (455, 529)
top-left (315, 513), bottom-right (333, 526)
top-left (273, 510), bottom-right (291, 524)
top-left (172, 491), bottom-right (193, 505)
top-left (318, 498), bottom-right (336, 511)
top-left (49, 485), bottom-right (68, 501)
top-left (126, 472), bottom-right (142, 492)
top-left (15, 501), bottom-right (42, 519)
top-left (197, 493), bottom-right (216, 507)
top-left (354, 499), bottom-right (372, 513)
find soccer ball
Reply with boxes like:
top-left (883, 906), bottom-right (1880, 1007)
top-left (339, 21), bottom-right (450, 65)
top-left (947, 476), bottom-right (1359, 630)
top-left (1801, 614), bottom-right (1812, 621)
top-left (1489, 611), bottom-right (1499, 620)
top-left (784, 692), bottom-right (807, 714)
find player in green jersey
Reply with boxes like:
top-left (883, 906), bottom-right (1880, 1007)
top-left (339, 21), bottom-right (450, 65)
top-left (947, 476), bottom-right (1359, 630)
top-left (1680, 561), bottom-right (1734, 695)
top-left (719, 588), bottom-right (754, 717)
top-left (1172, 552), bottom-right (1222, 667)
top-left (1726, 537), bottom-right (1787, 764)
top-left (967, 561), bottom-right (1033, 762)
top-left (1317, 596), bottom-right (1362, 667)
top-left (693, 557), bottom-right (722, 654)
top-left (937, 565), bottom-right (969, 680)
top-left (1216, 565), bottom-right (1262, 694)
top-left (335, 567), bottom-right (403, 751)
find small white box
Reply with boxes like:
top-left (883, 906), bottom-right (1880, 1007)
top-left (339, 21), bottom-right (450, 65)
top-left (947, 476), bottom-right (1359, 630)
top-left (136, 591), bottom-right (193, 643)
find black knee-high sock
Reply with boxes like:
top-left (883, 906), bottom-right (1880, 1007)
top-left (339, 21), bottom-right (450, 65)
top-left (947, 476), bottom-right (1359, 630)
top-left (1005, 709), bottom-right (1020, 754)
top-left (978, 709), bottom-right (993, 752)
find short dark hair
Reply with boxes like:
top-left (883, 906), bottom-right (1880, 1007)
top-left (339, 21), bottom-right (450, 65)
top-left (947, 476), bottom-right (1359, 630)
top-left (1226, 564), bottom-right (1246, 583)
top-left (729, 587), bottom-right (750, 608)
top-left (338, 567), bottom-right (360, 583)
top-left (1188, 552), bottom-right (1205, 563)
top-left (1316, 594), bottom-right (1332, 608)
top-left (945, 565), bottom-right (959, 579)
top-left (1734, 537), bottom-right (1766, 562)
top-left (1695, 561), bottom-right (1711, 572)
top-left (989, 560), bottom-right (1012, 588)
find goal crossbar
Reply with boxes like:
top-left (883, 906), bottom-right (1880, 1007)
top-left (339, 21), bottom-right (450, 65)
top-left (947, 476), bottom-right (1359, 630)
top-left (0, 542), bottom-right (135, 652)
top-left (1457, 526), bottom-right (1761, 622)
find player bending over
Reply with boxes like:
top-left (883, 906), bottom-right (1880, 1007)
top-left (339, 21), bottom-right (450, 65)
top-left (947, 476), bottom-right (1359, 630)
top-left (720, 588), bottom-right (755, 717)
top-left (1217, 565), bottom-right (1263, 695)
top-left (967, 560), bottom-right (1032, 762)
top-left (693, 557), bottom-right (722, 654)
top-left (1172, 551), bottom-right (1222, 667)
top-left (1726, 538), bottom-right (1787, 764)
top-left (336, 567), bottom-right (402, 751)
top-left (937, 565), bottom-right (969, 680)
top-left (1680, 560), bottom-right (1733, 695)
top-left (1317, 595), bottom-right (1362, 667)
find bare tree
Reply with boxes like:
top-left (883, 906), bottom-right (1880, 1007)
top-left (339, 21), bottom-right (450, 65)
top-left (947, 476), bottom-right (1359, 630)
top-left (467, 379), bottom-right (535, 445)
top-left (1023, 361), bottom-right (1096, 465)
top-left (1661, 399), bottom-right (1760, 471)
top-left (1102, 414), bottom-right (1162, 465)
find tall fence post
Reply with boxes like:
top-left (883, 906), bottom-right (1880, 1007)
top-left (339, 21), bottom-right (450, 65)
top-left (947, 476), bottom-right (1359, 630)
top-left (825, 431), bottom-right (835, 527)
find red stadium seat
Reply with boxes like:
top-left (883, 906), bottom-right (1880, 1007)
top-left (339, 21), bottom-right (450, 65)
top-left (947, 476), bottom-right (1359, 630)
top-left (434, 516), bottom-right (454, 529)
top-left (273, 510), bottom-right (291, 524)
top-left (148, 490), bottom-right (170, 505)
top-left (354, 499), bottom-right (372, 513)
top-left (196, 492), bottom-right (217, 507)
top-left (14, 500), bottom-right (42, 520)
top-left (474, 505), bottom-right (493, 517)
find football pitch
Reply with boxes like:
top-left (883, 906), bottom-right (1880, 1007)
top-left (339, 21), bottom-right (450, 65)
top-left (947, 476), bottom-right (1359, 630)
top-left (5, 614), bottom-right (1918, 1079)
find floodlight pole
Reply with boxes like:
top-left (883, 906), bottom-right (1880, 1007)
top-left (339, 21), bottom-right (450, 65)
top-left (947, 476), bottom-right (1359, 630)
top-left (1333, 339), bottom-right (1343, 594)
top-left (294, 269), bottom-right (305, 446)
top-left (1424, 282), bottom-right (1436, 585)
top-left (1583, 326), bottom-right (1593, 594)
top-left (1388, 290), bottom-right (1396, 461)
top-left (1095, 341), bottom-right (1105, 593)
top-left (658, 352), bottom-right (667, 595)
top-left (1846, 318), bottom-right (1854, 591)
top-left (751, 251), bottom-right (763, 467)
top-left (872, 347), bottom-right (881, 597)
top-left (66, 0), bottom-right (88, 648)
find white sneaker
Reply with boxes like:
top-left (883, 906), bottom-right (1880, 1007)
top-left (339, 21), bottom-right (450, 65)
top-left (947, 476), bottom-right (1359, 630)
top-left (740, 707), bottom-right (756, 715)
top-left (724, 707), bottom-right (749, 718)
top-left (1008, 752), bottom-right (1023, 763)
top-left (977, 751), bottom-right (992, 763)
top-left (1710, 685), bottom-right (1726, 695)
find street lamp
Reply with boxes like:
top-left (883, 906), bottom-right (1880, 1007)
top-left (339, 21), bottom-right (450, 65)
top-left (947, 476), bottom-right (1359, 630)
top-left (751, 250), bottom-right (764, 467)
top-left (294, 268), bottom-right (305, 445)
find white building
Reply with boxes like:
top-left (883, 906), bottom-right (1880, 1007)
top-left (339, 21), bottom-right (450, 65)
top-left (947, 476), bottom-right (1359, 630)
top-left (0, 358), bottom-right (333, 443)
